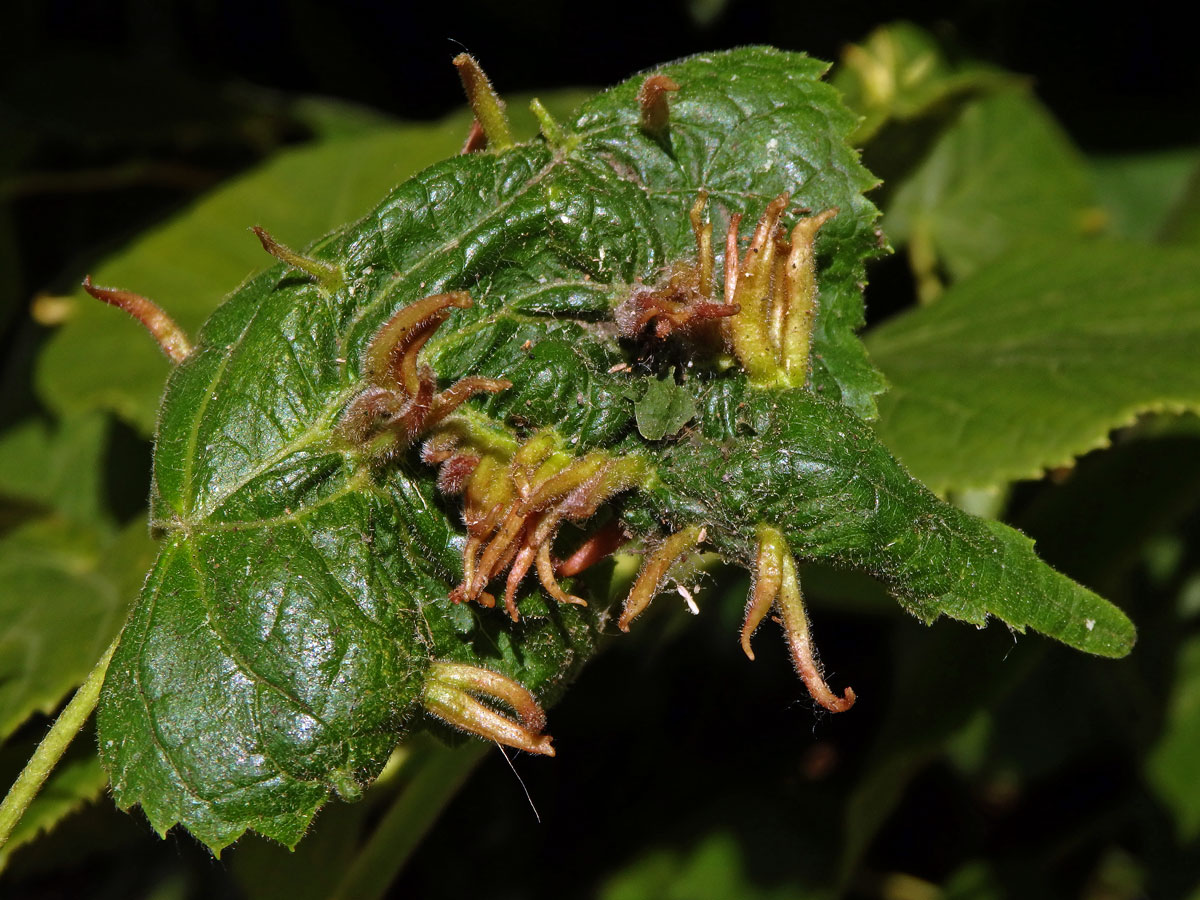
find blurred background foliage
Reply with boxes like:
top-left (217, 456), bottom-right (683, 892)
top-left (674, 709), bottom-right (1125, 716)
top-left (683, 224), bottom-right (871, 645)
top-left (1, 1), bottom-right (1199, 898)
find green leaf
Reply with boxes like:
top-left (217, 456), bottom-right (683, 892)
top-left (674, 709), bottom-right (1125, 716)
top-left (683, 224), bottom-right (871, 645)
top-left (1090, 148), bottom-right (1200, 242)
top-left (1147, 634), bottom-right (1200, 841)
top-left (883, 90), bottom-right (1097, 283)
top-left (868, 240), bottom-right (1200, 492)
top-left (635, 370), bottom-right (697, 441)
top-left (35, 92), bottom-right (588, 436)
top-left (1162, 161), bottom-right (1200, 246)
top-left (0, 517), bottom-right (156, 741)
top-left (97, 47), bottom-right (889, 851)
top-left (599, 832), bottom-right (826, 900)
top-left (833, 21), bottom-right (1014, 144)
top-left (0, 413), bottom-right (114, 526)
top-left (645, 382), bottom-right (1133, 658)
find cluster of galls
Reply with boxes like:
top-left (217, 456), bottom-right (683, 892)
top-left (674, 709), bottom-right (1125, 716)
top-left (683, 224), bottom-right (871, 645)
top-left (333, 273), bottom-right (744, 753)
top-left (331, 288), bottom-right (654, 629)
top-left (617, 190), bottom-right (837, 390)
top-left (427, 432), bottom-right (645, 622)
top-left (330, 185), bottom-right (853, 754)
top-left (615, 188), bottom-right (854, 714)
top-left (335, 291), bottom-right (511, 461)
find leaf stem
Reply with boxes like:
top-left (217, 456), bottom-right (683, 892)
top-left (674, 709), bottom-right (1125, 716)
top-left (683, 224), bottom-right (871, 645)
top-left (0, 637), bottom-right (116, 851)
top-left (329, 740), bottom-right (487, 900)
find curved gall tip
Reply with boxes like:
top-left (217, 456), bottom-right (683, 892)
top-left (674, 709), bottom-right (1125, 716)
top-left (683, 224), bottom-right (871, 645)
top-left (820, 687), bottom-right (856, 714)
top-left (82, 275), bottom-right (192, 364)
top-left (739, 637), bottom-right (756, 662)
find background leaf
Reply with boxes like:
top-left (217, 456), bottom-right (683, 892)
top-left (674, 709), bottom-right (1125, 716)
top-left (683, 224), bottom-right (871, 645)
top-left (833, 21), bottom-right (1014, 145)
top-left (1147, 634), bottom-right (1200, 841)
top-left (0, 518), bottom-right (156, 742)
top-left (1162, 163), bottom-right (1200, 246)
top-left (1090, 148), bottom-right (1200, 241)
top-left (0, 413), bottom-right (116, 527)
top-left (35, 93), bottom-right (588, 436)
top-left (868, 240), bottom-right (1200, 492)
top-left (882, 90), bottom-right (1097, 285)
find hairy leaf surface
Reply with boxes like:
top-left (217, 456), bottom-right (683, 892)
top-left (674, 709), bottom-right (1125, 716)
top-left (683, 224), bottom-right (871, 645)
top-left (98, 48), bottom-right (886, 850)
top-left (640, 383), bottom-right (1133, 657)
top-left (94, 48), bottom-right (1132, 853)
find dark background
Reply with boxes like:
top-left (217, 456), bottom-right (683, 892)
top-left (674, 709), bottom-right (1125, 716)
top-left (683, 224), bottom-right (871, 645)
top-left (5, 0), bottom-right (1198, 389)
top-left (10, 0), bottom-right (1197, 134)
top-left (4, 0), bottom-right (1197, 316)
